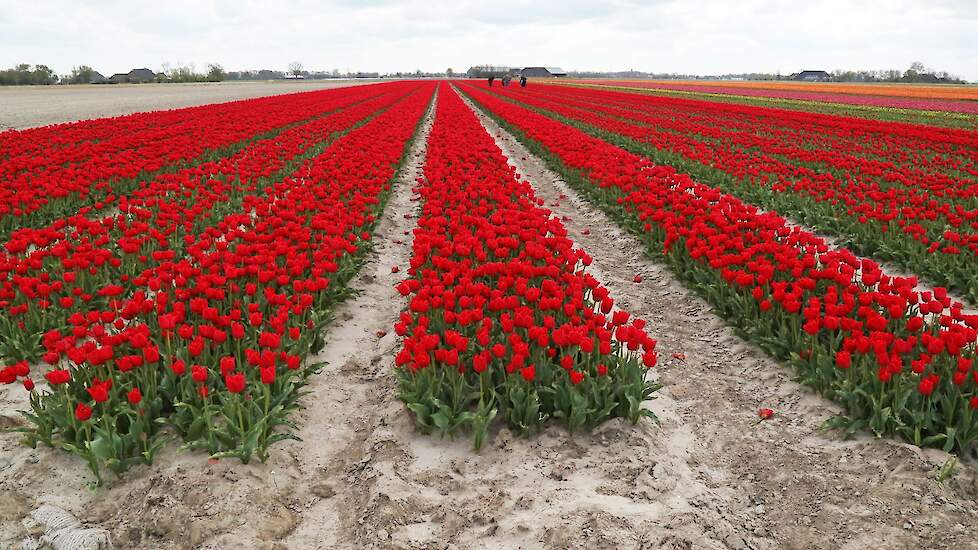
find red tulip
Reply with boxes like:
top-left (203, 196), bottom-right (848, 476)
top-left (45, 369), bottom-right (71, 386)
top-left (170, 359), bottom-right (187, 376)
top-left (75, 402), bottom-right (93, 421)
top-left (225, 373), bottom-right (246, 393)
top-left (191, 365), bottom-right (208, 383)
top-left (127, 387), bottom-right (142, 405)
top-left (87, 383), bottom-right (109, 403)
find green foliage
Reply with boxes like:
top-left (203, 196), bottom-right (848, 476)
top-left (206, 64), bottom-right (226, 82)
top-left (0, 63), bottom-right (58, 85)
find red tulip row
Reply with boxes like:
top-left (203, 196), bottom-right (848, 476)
top-left (481, 83), bottom-right (978, 302)
top-left (2, 82), bottom-right (436, 481)
top-left (458, 82), bottom-right (978, 453)
top-left (0, 83), bottom-right (402, 237)
top-left (0, 84), bottom-right (421, 365)
top-left (394, 84), bottom-right (659, 448)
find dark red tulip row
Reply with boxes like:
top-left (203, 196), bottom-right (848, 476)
top-left (458, 82), bottom-right (978, 453)
top-left (1, 82), bottom-right (435, 481)
top-left (0, 83), bottom-right (404, 237)
top-left (394, 84), bottom-right (659, 447)
top-left (480, 83), bottom-right (978, 302)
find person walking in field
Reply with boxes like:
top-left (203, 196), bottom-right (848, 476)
top-left (488, 76), bottom-right (495, 87)
top-left (502, 75), bottom-right (511, 87)
top-left (520, 75), bottom-right (527, 87)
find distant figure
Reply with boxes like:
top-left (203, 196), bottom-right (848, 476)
top-left (519, 76), bottom-right (527, 87)
top-left (502, 75), bottom-right (511, 87)
top-left (488, 76), bottom-right (495, 87)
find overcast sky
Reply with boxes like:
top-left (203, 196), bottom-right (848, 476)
top-left (1, 0), bottom-right (975, 80)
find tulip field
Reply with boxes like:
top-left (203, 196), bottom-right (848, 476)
top-left (1, 81), bottom-right (439, 479)
top-left (2, 78), bottom-right (978, 547)
top-left (465, 83), bottom-right (978, 301)
top-left (457, 80), bottom-right (978, 452)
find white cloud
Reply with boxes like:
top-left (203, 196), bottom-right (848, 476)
top-left (0, 0), bottom-right (975, 80)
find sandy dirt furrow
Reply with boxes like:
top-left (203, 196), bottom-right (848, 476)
top-left (456, 86), bottom-right (978, 550)
top-left (0, 80), bottom-right (383, 130)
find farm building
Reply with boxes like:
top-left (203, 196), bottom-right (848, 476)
top-left (520, 67), bottom-right (567, 78)
top-left (791, 70), bottom-right (831, 82)
top-left (108, 68), bottom-right (159, 84)
top-left (88, 71), bottom-right (109, 84)
top-left (127, 68), bottom-right (158, 83)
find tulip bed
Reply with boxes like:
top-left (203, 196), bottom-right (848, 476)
top-left (478, 83), bottom-right (978, 303)
top-left (0, 84), bottom-right (402, 239)
top-left (1, 85), bottom-right (416, 363)
top-left (0, 81), bottom-right (436, 480)
top-left (394, 85), bottom-right (659, 448)
top-left (6, 76), bottom-right (976, 481)
top-left (458, 82), bottom-right (978, 453)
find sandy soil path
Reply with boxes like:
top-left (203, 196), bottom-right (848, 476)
top-left (0, 80), bottom-right (383, 130)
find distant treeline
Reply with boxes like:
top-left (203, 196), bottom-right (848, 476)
top-left (0, 62), bottom-right (455, 85)
top-left (0, 64), bottom-right (59, 85)
top-left (570, 62), bottom-right (968, 84)
top-left (226, 68), bottom-right (453, 80)
top-left (0, 63), bottom-right (227, 85)
top-left (824, 62), bottom-right (967, 84)
top-left (162, 63), bottom-right (227, 83)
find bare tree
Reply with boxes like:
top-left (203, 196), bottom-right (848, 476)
top-left (288, 62), bottom-right (303, 77)
top-left (904, 61), bottom-right (931, 82)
